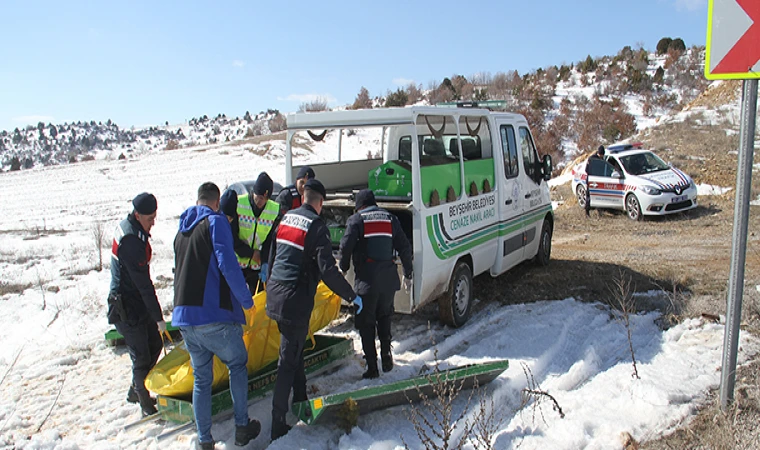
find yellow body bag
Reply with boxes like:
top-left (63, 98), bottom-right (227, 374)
top-left (145, 282), bottom-right (341, 397)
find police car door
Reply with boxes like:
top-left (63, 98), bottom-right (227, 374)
top-left (493, 122), bottom-right (525, 275)
top-left (587, 158), bottom-right (625, 208)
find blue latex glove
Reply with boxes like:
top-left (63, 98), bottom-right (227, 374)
top-left (353, 295), bottom-right (363, 315)
top-left (259, 263), bottom-right (268, 283)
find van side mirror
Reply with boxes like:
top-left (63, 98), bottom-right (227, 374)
top-left (541, 154), bottom-right (553, 181)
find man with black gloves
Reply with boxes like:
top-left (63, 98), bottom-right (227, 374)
top-left (266, 178), bottom-right (361, 441)
top-left (276, 166), bottom-right (314, 214)
top-left (233, 172), bottom-right (281, 290)
top-left (107, 192), bottom-right (164, 416)
top-left (584, 145), bottom-right (605, 217)
top-left (173, 182), bottom-right (260, 449)
top-left (339, 189), bottom-right (413, 379)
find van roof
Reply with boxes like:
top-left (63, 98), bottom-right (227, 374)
top-left (286, 107), bottom-right (523, 130)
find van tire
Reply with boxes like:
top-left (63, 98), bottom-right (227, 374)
top-left (534, 219), bottom-right (552, 266)
top-left (439, 261), bottom-right (472, 327)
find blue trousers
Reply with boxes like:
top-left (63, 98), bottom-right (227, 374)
top-left (181, 323), bottom-right (250, 444)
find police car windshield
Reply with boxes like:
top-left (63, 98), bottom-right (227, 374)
top-left (619, 151), bottom-right (669, 176)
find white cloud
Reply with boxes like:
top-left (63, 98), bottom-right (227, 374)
top-left (674, 0), bottom-right (705, 11)
top-left (392, 77), bottom-right (414, 86)
top-left (12, 115), bottom-right (55, 126)
top-left (232, 60), bottom-right (245, 68)
top-left (277, 93), bottom-right (337, 104)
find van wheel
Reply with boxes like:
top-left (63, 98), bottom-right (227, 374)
top-left (625, 194), bottom-right (642, 221)
top-left (534, 219), bottom-right (552, 266)
top-left (439, 261), bottom-right (472, 327)
top-left (576, 185), bottom-right (587, 209)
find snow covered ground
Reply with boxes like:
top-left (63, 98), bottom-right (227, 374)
top-left (0, 132), bottom-right (756, 450)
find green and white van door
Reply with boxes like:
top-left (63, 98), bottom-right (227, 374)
top-left (494, 123), bottom-right (525, 275)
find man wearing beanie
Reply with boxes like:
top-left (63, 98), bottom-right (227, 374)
top-left (233, 172), bottom-right (281, 291)
top-left (107, 192), bottom-right (165, 416)
top-left (276, 166), bottom-right (315, 214)
top-left (339, 189), bottom-right (412, 379)
top-left (266, 178), bottom-right (361, 441)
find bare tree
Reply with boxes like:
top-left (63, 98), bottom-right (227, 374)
top-left (92, 220), bottom-right (107, 271)
top-left (611, 271), bottom-right (640, 379)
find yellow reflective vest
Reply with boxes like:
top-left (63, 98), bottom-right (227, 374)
top-left (236, 196), bottom-right (279, 269)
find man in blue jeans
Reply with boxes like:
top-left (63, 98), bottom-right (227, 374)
top-left (173, 182), bottom-right (260, 449)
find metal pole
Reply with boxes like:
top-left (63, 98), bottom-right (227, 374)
top-left (720, 79), bottom-right (758, 410)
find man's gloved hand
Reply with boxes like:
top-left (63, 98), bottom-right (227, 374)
top-left (353, 295), bottom-right (363, 315)
top-left (259, 263), bottom-right (268, 282)
top-left (402, 275), bottom-right (413, 293)
top-left (157, 320), bottom-right (167, 334)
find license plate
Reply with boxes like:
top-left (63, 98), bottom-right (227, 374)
top-left (671, 195), bottom-right (687, 203)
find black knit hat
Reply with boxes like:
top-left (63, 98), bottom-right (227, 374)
top-left (354, 189), bottom-right (376, 211)
top-left (597, 145), bottom-right (605, 156)
top-left (132, 192), bottom-right (157, 215)
top-left (220, 189), bottom-right (238, 217)
top-left (253, 172), bottom-right (274, 196)
top-left (296, 166), bottom-right (315, 180)
top-left (304, 178), bottom-right (326, 199)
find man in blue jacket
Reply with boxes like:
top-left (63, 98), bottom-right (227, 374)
top-left (173, 182), bottom-right (260, 450)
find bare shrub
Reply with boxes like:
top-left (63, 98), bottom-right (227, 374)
top-left (465, 388), bottom-right (507, 450)
top-left (92, 220), bottom-right (107, 272)
top-left (406, 83), bottom-right (424, 105)
top-left (0, 281), bottom-right (32, 296)
top-left (403, 326), bottom-right (476, 450)
top-left (298, 97), bottom-right (329, 112)
top-left (268, 113), bottom-right (287, 132)
top-left (610, 271), bottom-right (640, 379)
top-left (165, 139), bottom-right (180, 150)
top-left (520, 362), bottom-right (565, 425)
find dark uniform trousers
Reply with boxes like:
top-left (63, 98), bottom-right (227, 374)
top-left (355, 290), bottom-right (395, 361)
top-left (115, 315), bottom-right (162, 399)
top-left (272, 321), bottom-right (309, 421)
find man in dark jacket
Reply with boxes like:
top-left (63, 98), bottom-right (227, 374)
top-left (266, 178), bottom-right (362, 441)
top-left (108, 192), bottom-right (164, 416)
top-left (275, 166), bottom-right (314, 214)
top-left (585, 145), bottom-right (605, 217)
top-left (339, 189), bottom-right (413, 379)
top-left (173, 182), bottom-right (260, 449)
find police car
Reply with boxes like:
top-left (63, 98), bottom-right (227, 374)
top-left (571, 143), bottom-right (698, 220)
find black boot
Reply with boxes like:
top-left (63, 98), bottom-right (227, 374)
top-left (136, 388), bottom-right (157, 416)
top-left (126, 385), bottom-right (138, 404)
top-left (235, 419), bottom-right (261, 446)
top-left (380, 340), bottom-right (393, 373)
top-left (360, 327), bottom-right (379, 379)
top-left (271, 415), bottom-right (292, 441)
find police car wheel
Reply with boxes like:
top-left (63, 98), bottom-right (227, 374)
top-left (439, 261), bottom-right (472, 328)
top-left (625, 194), bottom-right (642, 221)
top-left (576, 185), bottom-right (587, 209)
top-left (534, 219), bottom-right (552, 266)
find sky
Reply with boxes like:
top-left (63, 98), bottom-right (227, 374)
top-left (0, 0), bottom-right (709, 132)
top-left (0, 113), bottom-right (756, 448)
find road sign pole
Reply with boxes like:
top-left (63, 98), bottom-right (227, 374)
top-left (720, 79), bottom-right (758, 411)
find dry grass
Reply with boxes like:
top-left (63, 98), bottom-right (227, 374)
top-left (0, 281), bottom-right (32, 297)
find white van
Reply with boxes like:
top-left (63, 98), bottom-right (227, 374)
top-left (284, 106), bottom-right (553, 327)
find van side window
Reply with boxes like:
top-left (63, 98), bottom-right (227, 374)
top-left (416, 114), bottom-right (462, 206)
top-left (500, 125), bottom-right (519, 179)
top-left (519, 127), bottom-right (538, 182)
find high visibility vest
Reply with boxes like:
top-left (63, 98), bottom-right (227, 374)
top-left (236, 196), bottom-right (279, 269)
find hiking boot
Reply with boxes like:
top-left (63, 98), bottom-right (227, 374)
top-left (234, 419), bottom-right (261, 446)
top-left (126, 385), bottom-right (138, 404)
top-left (380, 341), bottom-right (393, 373)
top-left (137, 390), bottom-right (157, 416)
top-left (271, 417), bottom-right (292, 441)
top-left (362, 359), bottom-right (379, 379)
top-left (197, 441), bottom-right (215, 450)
